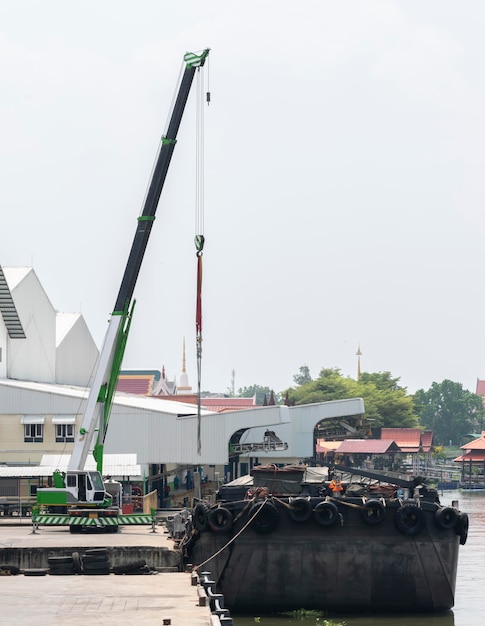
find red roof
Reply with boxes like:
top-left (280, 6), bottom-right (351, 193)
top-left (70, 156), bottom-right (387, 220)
top-left (380, 428), bottom-right (433, 453)
top-left (420, 430), bottom-right (434, 453)
top-left (460, 432), bottom-right (485, 451)
top-left (453, 432), bottom-right (485, 462)
top-left (116, 375), bottom-right (154, 396)
top-left (337, 439), bottom-right (400, 454)
top-left (156, 394), bottom-right (257, 412)
top-left (454, 450), bottom-right (485, 462)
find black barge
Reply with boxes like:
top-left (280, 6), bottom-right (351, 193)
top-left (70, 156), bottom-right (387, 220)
top-left (181, 464), bottom-right (468, 614)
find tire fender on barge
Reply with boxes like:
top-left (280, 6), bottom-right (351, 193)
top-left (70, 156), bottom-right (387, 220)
top-left (434, 506), bottom-right (458, 530)
top-left (208, 507), bottom-right (234, 533)
top-left (394, 503), bottom-right (425, 536)
top-left (313, 500), bottom-right (340, 527)
top-left (288, 497), bottom-right (313, 523)
top-left (249, 501), bottom-right (280, 534)
top-left (360, 499), bottom-right (386, 525)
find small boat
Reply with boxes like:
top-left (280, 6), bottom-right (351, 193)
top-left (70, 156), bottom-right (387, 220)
top-left (181, 464), bottom-right (468, 614)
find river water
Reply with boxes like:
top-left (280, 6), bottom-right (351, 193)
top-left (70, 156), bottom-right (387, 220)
top-left (233, 490), bottom-right (484, 626)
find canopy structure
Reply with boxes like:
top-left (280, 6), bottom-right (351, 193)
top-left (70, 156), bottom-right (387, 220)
top-left (0, 454), bottom-right (142, 479)
top-left (454, 431), bottom-right (485, 463)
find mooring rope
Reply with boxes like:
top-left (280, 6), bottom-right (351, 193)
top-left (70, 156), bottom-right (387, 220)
top-left (194, 498), bottom-right (268, 569)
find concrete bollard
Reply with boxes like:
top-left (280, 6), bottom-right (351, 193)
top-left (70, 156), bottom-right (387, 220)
top-left (197, 586), bottom-right (209, 606)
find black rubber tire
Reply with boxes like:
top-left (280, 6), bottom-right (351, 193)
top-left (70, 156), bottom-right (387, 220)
top-left (112, 559), bottom-right (147, 575)
top-left (456, 512), bottom-right (469, 545)
top-left (122, 566), bottom-right (151, 575)
top-left (313, 501), bottom-right (339, 527)
top-left (82, 561), bottom-right (111, 572)
top-left (69, 525), bottom-right (83, 534)
top-left (193, 502), bottom-right (211, 532)
top-left (104, 525), bottom-right (119, 533)
top-left (24, 568), bottom-right (48, 576)
top-left (208, 507), bottom-right (234, 533)
top-left (83, 568), bottom-right (111, 575)
top-left (435, 506), bottom-right (459, 530)
top-left (0, 565), bottom-right (20, 575)
top-left (360, 499), bottom-right (386, 525)
top-left (288, 497), bottom-right (313, 523)
top-left (394, 504), bottom-right (426, 536)
top-left (249, 502), bottom-right (280, 534)
top-left (84, 548), bottom-right (109, 556)
top-left (49, 567), bottom-right (76, 575)
top-left (48, 556), bottom-right (73, 566)
top-left (72, 552), bottom-right (82, 574)
top-left (82, 554), bottom-right (110, 564)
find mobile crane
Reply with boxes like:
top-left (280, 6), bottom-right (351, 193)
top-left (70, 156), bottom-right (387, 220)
top-left (33, 49), bottom-right (210, 533)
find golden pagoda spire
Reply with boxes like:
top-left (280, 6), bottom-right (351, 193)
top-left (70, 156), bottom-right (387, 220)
top-left (177, 337), bottom-right (192, 393)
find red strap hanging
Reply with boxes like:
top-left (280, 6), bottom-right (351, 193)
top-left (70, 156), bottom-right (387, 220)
top-left (195, 234), bottom-right (204, 455)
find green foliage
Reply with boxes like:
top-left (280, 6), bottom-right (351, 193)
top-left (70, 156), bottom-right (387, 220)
top-left (433, 445), bottom-right (447, 460)
top-left (414, 380), bottom-right (484, 446)
top-left (237, 384), bottom-right (280, 405)
top-left (293, 365), bottom-right (313, 386)
top-left (284, 367), bottom-right (418, 429)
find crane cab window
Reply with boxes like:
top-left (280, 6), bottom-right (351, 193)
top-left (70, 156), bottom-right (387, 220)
top-left (88, 472), bottom-right (104, 491)
top-left (67, 474), bottom-right (77, 487)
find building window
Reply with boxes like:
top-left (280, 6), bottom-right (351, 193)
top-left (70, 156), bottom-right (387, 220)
top-left (24, 423), bottom-right (43, 443)
top-left (56, 423), bottom-right (74, 443)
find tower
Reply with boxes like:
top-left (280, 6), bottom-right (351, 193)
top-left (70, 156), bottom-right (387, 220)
top-left (356, 344), bottom-right (362, 381)
top-left (177, 338), bottom-right (192, 394)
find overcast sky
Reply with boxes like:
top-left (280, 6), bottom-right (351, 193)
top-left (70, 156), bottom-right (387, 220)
top-left (2, 1), bottom-right (485, 396)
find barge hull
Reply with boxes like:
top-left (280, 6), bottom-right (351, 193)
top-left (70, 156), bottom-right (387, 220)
top-left (190, 501), bottom-right (460, 613)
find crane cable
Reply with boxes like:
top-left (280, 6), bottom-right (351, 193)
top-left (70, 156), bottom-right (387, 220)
top-left (195, 61), bottom-right (208, 455)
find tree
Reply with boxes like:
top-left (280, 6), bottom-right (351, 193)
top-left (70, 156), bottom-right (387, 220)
top-left (293, 365), bottom-right (312, 386)
top-left (237, 384), bottom-right (280, 405)
top-left (359, 371), bottom-right (403, 392)
top-left (414, 380), bottom-right (484, 446)
top-left (284, 367), bottom-right (418, 429)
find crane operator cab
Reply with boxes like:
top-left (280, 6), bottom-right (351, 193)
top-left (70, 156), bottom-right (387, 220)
top-left (36, 469), bottom-right (113, 510)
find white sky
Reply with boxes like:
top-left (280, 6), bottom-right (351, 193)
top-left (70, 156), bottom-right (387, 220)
top-left (2, 1), bottom-right (485, 396)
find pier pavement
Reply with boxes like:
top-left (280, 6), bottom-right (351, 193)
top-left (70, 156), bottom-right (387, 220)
top-left (0, 519), bottom-right (213, 626)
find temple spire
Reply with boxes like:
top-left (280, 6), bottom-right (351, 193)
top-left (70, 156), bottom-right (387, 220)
top-left (177, 337), bottom-right (192, 394)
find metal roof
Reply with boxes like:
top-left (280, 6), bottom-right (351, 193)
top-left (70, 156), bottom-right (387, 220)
top-left (337, 439), bottom-right (400, 454)
top-left (0, 265), bottom-right (26, 338)
top-left (0, 379), bottom-right (367, 465)
top-left (0, 377), bottom-right (212, 415)
top-left (0, 454), bottom-right (142, 478)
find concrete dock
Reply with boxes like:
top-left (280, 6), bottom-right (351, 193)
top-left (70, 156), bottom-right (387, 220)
top-left (0, 520), bottom-right (217, 626)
